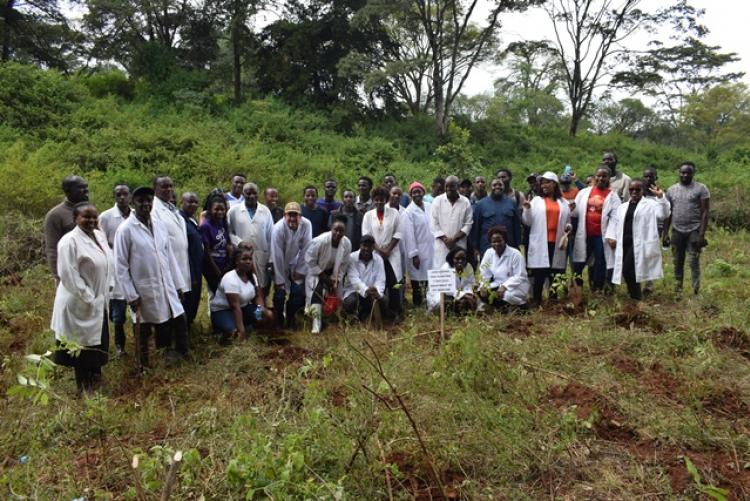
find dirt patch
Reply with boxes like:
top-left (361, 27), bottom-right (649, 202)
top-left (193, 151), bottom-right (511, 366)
top-left (641, 363), bottom-right (683, 399)
top-left (328, 386), bottom-right (348, 407)
top-left (261, 345), bottom-right (312, 369)
top-left (701, 386), bottom-right (750, 419)
top-left (613, 303), bottom-right (664, 332)
top-left (609, 353), bottom-right (643, 376)
top-left (711, 327), bottom-right (750, 359)
top-left (628, 440), bottom-right (750, 500)
top-left (383, 451), bottom-right (465, 500)
top-left (547, 383), bottom-right (637, 442)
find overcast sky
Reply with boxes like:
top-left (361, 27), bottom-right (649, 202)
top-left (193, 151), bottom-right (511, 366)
top-left (463, 0), bottom-right (750, 96)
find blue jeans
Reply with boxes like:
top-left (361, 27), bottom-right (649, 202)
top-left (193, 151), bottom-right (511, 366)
top-left (574, 236), bottom-right (607, 291)
top-left (109, 299), bottom-right (127, 349)
top-left (211, 304), bottom-right (259, 333)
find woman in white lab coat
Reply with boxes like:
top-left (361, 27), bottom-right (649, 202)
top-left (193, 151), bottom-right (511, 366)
top-left (427, 247), bottom-right (478, 313)
top-left (401, 182), bottom-right (433, 307)
top-left (51, 203), bottom-right (113, 393)
top-left (478, 225), bottom-right (530, 311)
top-left (521, 171), bottom-right (571, 304)
top-left (605, 179), bottom-right (670, 300)
top-left (362, 186), bottom-right (403, 320)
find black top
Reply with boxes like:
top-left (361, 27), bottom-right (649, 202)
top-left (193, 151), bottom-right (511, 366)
top-left (180, 210), bottom-right (205, 284)
top-left (302, 205), bottom-right (330, 238)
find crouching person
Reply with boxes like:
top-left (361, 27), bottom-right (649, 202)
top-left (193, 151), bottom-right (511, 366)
top-left (210, 246), bottom-right (272, 344)
top-left (479, 225), bottom-right (530, 312)
top-left (343, 235), bottom-right (386, 321)
top-left (427, 247), bottom-right (479, 314)
top-left (304, 216), bottom-right (351, 333)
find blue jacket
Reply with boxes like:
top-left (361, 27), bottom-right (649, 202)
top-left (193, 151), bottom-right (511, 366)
top-left (471, 195), bottom-right (522, 255)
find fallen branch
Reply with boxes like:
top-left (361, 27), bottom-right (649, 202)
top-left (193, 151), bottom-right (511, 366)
top-left (376, 437), bottom-right (394, 501)
top-left (160, 450), bottom-right (183, 501)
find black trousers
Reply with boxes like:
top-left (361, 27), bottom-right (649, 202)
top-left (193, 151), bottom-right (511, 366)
top-left (382, 259), bottom-right (403, 318)
top-left (182, 280), bottom-right (203, 327)
top-left (411, 280), bottom-right (427, 307)
top-left (622, 242), bottom-right (641, 300)
top-left (344, 293), bottom-right (387, 320)
top-left (138, 314), bottom-right (188, 365)
top-left (532, 242), bottom-right (564, 303)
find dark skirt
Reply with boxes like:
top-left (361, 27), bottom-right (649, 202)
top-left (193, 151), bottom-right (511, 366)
top-left (53, 311), bottom-right (110, 369)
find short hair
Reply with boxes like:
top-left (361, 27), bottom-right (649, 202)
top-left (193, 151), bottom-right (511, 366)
top-left (460, 178), bottom-right (472, 188)
top-left (332, 214), bottom-right (348, 225)
top-left (303, 185), bottom-right (318, 195)
top-left (358, 176), bottom-right (373, 188)
top-left (62, 176), bottom-right (84, 193)
top-left (243, 182), bottom-right (259, 192)
top-left (496, 168), bottom-right (512, 179)
top-left (644, 166), bottom-right (657, 174)
top-left (371, 186), bottom-right (389, 200)
top-left (595, 165), bottom-right (610, 175)
top-left (152, 175), bottom-right (170, 187)
top-left (264, 186), bottom-right (278, 195)
top-left (384, 173), bottom-right (396, 180)
top-left (324, 178), bottom-right (337, 185)
top-left (72, 201), bottom-right (96, 218)
top-left (112, 183), bottom-right (130, 193)
top-left (445, 175), bottom-right (459, 185)
top-left (360, 234), bottom-right (375, 246)
top-left (446, 246), bottom-right (467, 266)
top-left (433, 176), bottom-right (445, 184)
top-left (604, 151), bottom-right (618, 162)
top-left (231, 173), bottom-right (246, 180)
top-left (487, 225), bottom-right (508, 242)
top-left (342, 189), bottom-right (355, 196)
top-left (679, 161), bottom-right (696, 171)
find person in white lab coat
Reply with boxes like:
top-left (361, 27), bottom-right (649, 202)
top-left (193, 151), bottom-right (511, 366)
top-left (343, 235), bottom-right (387, 320)
top-left (401, 181), bottom-right (433, 307)
top-left (227, 182), bottom-right (274, 292)
top-left (521, 171), bottom-right (571, 304)
top-left (605, 179), bottom-right (670, 300)
top-left (362, 186), bottom-right (404, 320)
top-left (303, 217), bottom-right (351, 333)
top-left (572, 167), bottom-right (621, 292)
top-left (271, 202), bottom-right (312, 329)
top-left (478, 225), bottom-right (530, 312)
top-left (98, 183), bottom-right (131, 356)
top-left (51, 202), bottom-right (113, 393)
top-left (114, 186), bottom-right (189, 365)
top-left (151, 176), bottom-right (191, 299)
top-left (430, 176), bottom-right (473, 269)
top-left (426, 247), bottom-right (478, 313)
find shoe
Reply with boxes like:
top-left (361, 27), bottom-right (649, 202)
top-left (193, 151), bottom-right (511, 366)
top-left (311, 305), bottom-right (323, 334)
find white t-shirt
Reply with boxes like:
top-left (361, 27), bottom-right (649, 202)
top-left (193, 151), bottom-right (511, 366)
top-left (210, 270), bottom-right (257, 312)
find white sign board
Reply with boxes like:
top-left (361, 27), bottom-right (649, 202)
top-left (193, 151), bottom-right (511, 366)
top-left (428, 269), bottom-right (456, 295)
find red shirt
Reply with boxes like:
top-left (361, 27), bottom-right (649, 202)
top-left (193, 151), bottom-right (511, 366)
top-left (544, 197), bottom-right (560, 243)
top-left (585, 187), bottom-right (609, 237)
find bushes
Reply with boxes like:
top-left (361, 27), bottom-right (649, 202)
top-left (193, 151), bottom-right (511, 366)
top-left (0, 213), bottom-right (44, 276)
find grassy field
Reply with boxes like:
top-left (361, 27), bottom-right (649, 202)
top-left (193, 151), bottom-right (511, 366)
top-left (1, 226), bottom-right (749, 500)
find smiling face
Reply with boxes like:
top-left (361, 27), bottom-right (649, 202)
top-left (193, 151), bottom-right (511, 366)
top-left (331, 221), bottom-right (345, 246)
top-left (181, 193), bottom-right (199, 217)
top-left (154, 177), bottom-right (174, 203)
top-left (358, 179), bottom-right (372, 199)
top-left (490, 178), bottom-right (504, 198)
top-left (540, 178), bottom-right (556, 197)
top-left (76, 205), bottom-right (98, 234)
top-left (236, 249), bottom-right (254, 273)
top-left (264, 188), bottom-right (278, 208)
top-left (410, 187), bottom-right (424, 205)
top-left (304, 188), bottom-right (317, 208)
top-left (491, 231), bottom-right (507, 256)
top-left (452, 249), bottom-right (467, 272)
top-left (209, 200), bottom-right (227, 222)
top-left (359, 240), bottom-right (374, 261)
top-left (285, 211), bottom-right (300, 231)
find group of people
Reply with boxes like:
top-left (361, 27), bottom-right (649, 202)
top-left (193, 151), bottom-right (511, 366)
top-left (44, 153), bottom-right (710, 392)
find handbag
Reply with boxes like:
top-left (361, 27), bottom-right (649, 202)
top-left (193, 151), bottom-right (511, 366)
top-left (323, 294), bottom-right (341, 316)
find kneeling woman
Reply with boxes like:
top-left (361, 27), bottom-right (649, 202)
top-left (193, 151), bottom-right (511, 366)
top-left (51, 202), bottom-right (113, 394)
top-left (479, 225), bottom-right (530, 311)
top-left (427, 247), bottom-right (479, 314)
top-left (210, 246), bottom-right (272, 343)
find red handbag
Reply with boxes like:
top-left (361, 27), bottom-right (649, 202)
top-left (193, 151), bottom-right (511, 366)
top-left (323, 294), bottom-right (341, 316)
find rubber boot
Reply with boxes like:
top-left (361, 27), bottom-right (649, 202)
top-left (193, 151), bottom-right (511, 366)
top-left (311, 305), bottom-right (322, 334)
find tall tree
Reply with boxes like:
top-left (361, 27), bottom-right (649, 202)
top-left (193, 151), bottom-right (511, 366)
top-left (680, 83), bottom-right (750, 155)
top-left (1, 0), bottom-right (79, 70)
top-left (545, 0), bottom-right (706, 136)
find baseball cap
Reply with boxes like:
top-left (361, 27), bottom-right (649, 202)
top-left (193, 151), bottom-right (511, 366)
top-left (284, 201), bottom-right (301, 214)
top-left (541, 171), bottom-right (559, 184)
top-left (132, 186), bottom-right (155, 198)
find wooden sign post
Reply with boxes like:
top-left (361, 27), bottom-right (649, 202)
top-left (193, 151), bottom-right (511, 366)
top-left (428, 269), bottom-right (456, 341)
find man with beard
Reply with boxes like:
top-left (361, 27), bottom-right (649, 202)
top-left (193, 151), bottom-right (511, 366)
top-left (471, 177), bottom-right (521, 261)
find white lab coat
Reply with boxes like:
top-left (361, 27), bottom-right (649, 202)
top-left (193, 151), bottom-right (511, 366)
top-left (401, 201), bottom-right (433, 281)
top-left (303, 232), bottom-right (351, 305)
top-left (521, 196), bottom-right (570, 269)
top-left (479, 246), bottom-right (530, 305)
top-left (152, 197), bottom-right (191, 292)
top-left (114, 215), bottom-right (186, 324)
top-left (426, 262), bottom-right (476, 312)
top-left (606, 196), bottom-right (670, 284)
top-left (50, 227), bottom-right (114, 346)
top-left (270, 217), bottom-right (313, 289)
top-left (572, 188), bottom-right (621, 268)
top-left (98, 204), bottom-right (130, 299)
top-left (227, 202), bottom-right (274, 287)
top-left (430, 194), bottom-right (473, 267)
top-left (343, 251), bottom-right (386, 299)
top-left (362, 207), bottom-right (403, 281)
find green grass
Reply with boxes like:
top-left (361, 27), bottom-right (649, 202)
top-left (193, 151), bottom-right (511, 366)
top-left (1, 228), bottom-right (749, 499)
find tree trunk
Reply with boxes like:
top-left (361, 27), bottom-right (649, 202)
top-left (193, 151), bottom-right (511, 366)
top-left (232, 29), bottom-right (241, 103)
top-left (433, 68), bottom-right (447, 139)
top-left (569, 110), bottom-right (581, 136)
top-left (2, 0), bottom-right (14, 61)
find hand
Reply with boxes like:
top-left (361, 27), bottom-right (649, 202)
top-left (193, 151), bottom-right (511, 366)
top-left (564, 224), bottom-right (573, 234)
top-left (444, 237), bottom-right (455, 249)
top-left (292, 271), bottom-right (304, 282)
top-left (497, 285), bottom-right (507, 295)
top-left (606, 238), bottom-right (616, 249)
top-left (377, 247), bottom-right (391, 258)
top-left (698, 235), bottom-right (708, 248)
top-left (568, 202), bottom-right (576, 211)
top-left (474, 250), bottom-right (481, 262)
top-left (649, 184), bottom-right (664, 198)
top-left (178, 290), bottom-right (185, 301)
top-left (412, 256), bottom-right (421, 270)
top-left (522, 199), bottom-right (531, 209)
top-left (128, 297), bottom-right (141, 310)
top-left (237, 327), bottom-right (247, 341)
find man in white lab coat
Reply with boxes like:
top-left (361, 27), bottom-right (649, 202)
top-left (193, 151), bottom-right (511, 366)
top-left (430, 175), bottom-right (473, 267)
top-left (227, 182), bottom-right (274, 292)
top-left (114, 186), bottom-right (189, 365)
top-left (151, 176), bottom-right (191, 305)
top-left (343, 235), bottom-right (386, 320)
top-left (270, 202), bottom-right (312, 329)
